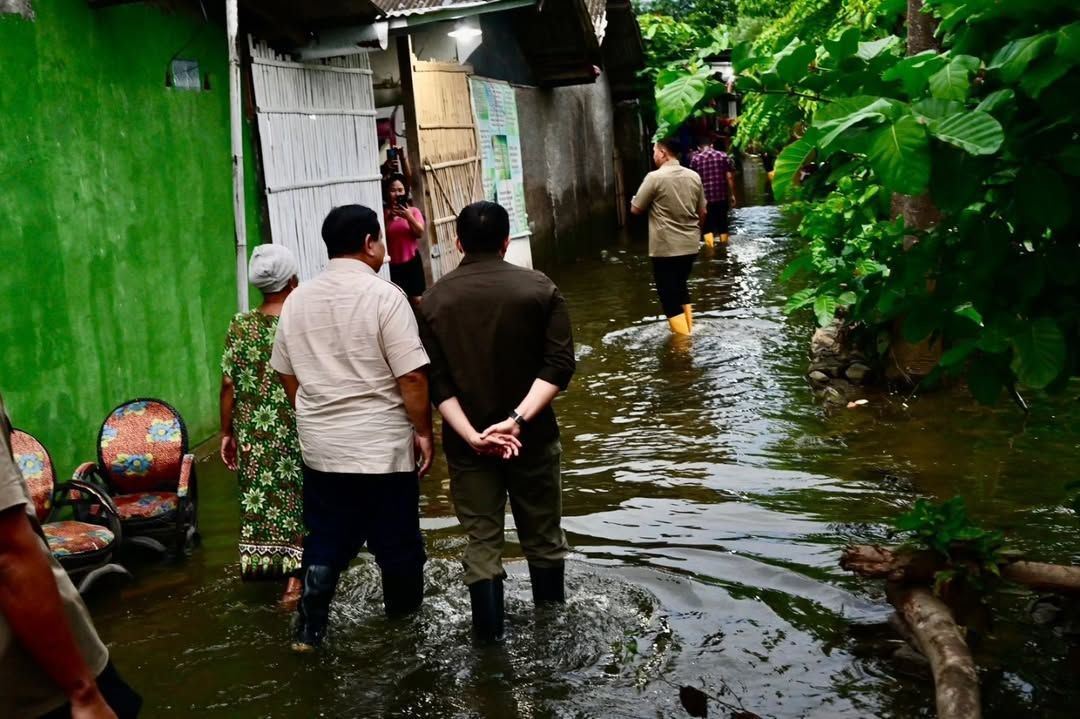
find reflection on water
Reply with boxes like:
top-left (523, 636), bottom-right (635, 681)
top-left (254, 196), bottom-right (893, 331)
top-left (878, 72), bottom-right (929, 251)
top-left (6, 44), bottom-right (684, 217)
top-left (91, 206), bottom-right (1080, 718)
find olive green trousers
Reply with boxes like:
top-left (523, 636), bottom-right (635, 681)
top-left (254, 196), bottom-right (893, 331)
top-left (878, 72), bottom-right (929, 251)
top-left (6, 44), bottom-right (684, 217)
top-left (448, 441), bottom-right (569, 586)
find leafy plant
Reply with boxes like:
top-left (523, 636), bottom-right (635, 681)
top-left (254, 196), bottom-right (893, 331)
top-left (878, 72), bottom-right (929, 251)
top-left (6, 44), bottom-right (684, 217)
top-left (731, 0), bottom-right (1080, 404)
top-left (895, 497), bottom-right (1005, 593)
top-left (895, 497), bottom-right (1002, 558)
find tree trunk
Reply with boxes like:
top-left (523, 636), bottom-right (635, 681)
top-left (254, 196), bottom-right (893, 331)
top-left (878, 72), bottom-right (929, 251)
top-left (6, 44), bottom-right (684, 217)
top-left (888, 0), bottom-right (943, 382)
top-left (907, 0), bottom-right (942, 55)
top-left (887, 585), bottom-right (982, 719)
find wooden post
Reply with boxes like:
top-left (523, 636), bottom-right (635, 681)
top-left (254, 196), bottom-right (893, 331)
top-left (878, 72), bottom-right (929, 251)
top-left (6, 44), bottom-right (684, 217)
top-left (396, 35), bottom-right (436, 286)
top-left (226, 0), bottom-right (249, 312)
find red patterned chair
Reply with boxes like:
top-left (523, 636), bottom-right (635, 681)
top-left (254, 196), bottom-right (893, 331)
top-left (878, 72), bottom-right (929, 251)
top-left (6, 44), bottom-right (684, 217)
top-left (73, 398), bottom-right (198, 556)
top-left (10, 429), bottom-right (129, 594)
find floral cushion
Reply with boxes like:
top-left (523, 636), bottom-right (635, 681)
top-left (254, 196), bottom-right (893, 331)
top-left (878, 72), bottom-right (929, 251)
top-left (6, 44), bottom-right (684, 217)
top-left (43, 521), bottom-right (115, 556)
top-left (114, 492), bottom-right (179, 520)
top-left (99, 399), bottom-right (187, 495)
top-left (10, 430), bottom-right (55, 522)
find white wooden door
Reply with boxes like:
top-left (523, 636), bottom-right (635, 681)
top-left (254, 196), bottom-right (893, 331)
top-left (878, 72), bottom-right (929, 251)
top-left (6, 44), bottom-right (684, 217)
top-left (249, 39), bottom-right (386, 280)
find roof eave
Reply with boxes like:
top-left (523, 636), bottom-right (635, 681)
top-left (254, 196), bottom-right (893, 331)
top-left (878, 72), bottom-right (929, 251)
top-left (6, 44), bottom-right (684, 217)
top-left (384, 0), bottom-right (537, 32)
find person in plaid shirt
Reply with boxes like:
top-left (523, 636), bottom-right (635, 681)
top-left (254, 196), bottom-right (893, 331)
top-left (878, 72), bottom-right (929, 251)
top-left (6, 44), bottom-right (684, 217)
top-left (689, 134), bottom-right (738, 247)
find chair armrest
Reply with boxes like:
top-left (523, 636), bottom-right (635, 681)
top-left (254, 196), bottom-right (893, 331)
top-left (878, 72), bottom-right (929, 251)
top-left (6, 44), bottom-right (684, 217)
top-left (63, 480), bottom-right (120, 516)
top-left (52, 480), bottom-right (123, 540)
top-left (178, 454), bottom-right (195, 499)
top-left (73, 462), bottom-right (107, 486)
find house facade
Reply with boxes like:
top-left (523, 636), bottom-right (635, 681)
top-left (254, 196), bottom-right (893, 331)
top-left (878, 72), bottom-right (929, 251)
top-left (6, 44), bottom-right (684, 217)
top-left (0, 0), bottom-right (645, 470)
top-left (0, 0), bottom-right (265, 470)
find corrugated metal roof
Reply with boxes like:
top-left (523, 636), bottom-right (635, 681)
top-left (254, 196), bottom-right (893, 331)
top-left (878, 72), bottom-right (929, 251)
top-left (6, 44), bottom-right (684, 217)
top-left (372, 0), bottom-right (501, 18)
top-left (374, 0), bottom-right (605, 42)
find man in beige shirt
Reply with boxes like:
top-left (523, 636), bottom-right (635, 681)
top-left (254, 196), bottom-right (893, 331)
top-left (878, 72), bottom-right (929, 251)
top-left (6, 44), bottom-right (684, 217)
top-left (630, 138), bottom-right (707, 335)
top-left (271, 204), bottom-right (433, 652)
top-left (0, 393), bottom-right (140, 718)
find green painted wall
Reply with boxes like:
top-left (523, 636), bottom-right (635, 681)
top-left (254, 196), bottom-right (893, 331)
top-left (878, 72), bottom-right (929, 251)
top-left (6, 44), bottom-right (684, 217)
top-left (0, 1), bottom-right (264, 471)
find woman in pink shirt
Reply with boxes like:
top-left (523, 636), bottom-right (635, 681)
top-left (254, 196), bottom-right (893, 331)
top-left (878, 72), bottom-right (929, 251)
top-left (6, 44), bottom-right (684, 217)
top-left (384, 174), bottom-right (427, 304)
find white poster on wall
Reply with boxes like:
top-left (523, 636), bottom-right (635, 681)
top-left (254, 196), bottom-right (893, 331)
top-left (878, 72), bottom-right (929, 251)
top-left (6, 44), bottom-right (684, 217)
top-left (469, 77), bottom-right (533, 267)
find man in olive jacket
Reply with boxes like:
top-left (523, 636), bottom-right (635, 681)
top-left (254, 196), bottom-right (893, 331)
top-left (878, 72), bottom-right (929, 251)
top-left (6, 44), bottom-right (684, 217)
top-left (418, 201), bottom-right (576, 641)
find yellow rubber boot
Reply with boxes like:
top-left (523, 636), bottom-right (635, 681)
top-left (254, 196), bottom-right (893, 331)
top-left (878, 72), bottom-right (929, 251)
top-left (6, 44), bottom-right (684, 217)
top-left (682, 304), bottom-right (693, 332)
top-left (703, 232), bottom-right (715, 248)
top-left (667, 313), bottom-right (691, 335)
top-left (720, 233), bottom-right (730, 244)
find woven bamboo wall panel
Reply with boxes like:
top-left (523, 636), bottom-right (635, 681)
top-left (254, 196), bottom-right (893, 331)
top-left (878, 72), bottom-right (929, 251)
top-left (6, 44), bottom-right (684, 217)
top-left (250, 39), bottom-right (385, 281)
top-left (414, 60), bottom-right (483, 279)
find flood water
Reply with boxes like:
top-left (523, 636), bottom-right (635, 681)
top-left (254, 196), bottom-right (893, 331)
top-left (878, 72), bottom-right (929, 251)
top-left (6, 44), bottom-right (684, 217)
top-left (90, 205), bottom-right (1080, 718)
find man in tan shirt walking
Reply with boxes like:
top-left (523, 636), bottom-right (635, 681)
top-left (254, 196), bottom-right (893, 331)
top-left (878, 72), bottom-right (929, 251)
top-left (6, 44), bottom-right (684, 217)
top-left (630, 138), bottom-right (707, 335)
top-left (271, 205), bottom-right (433, 652)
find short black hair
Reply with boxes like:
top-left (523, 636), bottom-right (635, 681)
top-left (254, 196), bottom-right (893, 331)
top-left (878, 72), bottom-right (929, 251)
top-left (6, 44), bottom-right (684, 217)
top-left (457, 201), bottom-right (510, 254)
top-left (322, 204), bottom-right (380, 258)
top-left (656, 137), bottom-right (681, 156)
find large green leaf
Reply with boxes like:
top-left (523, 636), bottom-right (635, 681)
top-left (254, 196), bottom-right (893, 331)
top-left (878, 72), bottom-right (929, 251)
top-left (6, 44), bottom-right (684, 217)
top-left (781, 252), bottom-right (814, 282)
top-left (927, 55), bottom-right (981, 101)
top-left (975, 89), bottom-right (1015, 114)
top-left (813, 95), bottom-right (891, 124)
top-left (882, 50), bottom-right (949, 97)
top-left (1010, 319), bottom-right (1066, 389)
top-left (927, 111), bottom-right (1004, 155)
top-left (775, 39), bottom-right (816, 83)
top-left (929, 147), bottom-right (980, 213)
top-left (772, 130), bottom-right (820, 201)
top-left (1057, 21), bottom-right (1080, 61)
top-left (823, 27), bottom-right (860, 62)
top-left (655, 68), bottom-right (683, 89)
top-left (1019, 56), bottom-right (1071, 98)
top-left (814, 101), bottom-right (893, 152)
top-left (814, 295), bottom-right (839, 327)
top-left (912, 98), bottom-right (964, 123)
top-left (953, 303), bottom-right (984, 327)
top-left (655, 69), bottom-right (709, 130)
top-left (940, 339), bottom-right (977, 368)
top-left (784, 287), bottom-right (818, 313)
top-left (868, 114), bottom-right (930, 195)
top-left (858, 36), bottom-right (901, 61)
top-left (902, 303), bottom-right (940, 343)
top-left (988, 32), bottom-right (1056, 84)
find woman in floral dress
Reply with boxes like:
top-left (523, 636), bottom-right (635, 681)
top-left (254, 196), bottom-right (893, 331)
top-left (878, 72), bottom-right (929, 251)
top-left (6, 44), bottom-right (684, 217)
top-left (219, 244), bottom-right (304, 606)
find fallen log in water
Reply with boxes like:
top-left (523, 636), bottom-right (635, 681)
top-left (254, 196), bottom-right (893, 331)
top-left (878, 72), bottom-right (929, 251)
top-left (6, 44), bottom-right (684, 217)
top-left (885, 585), bottom-right (982, 719)
top-left (840, 545), bottom-right (1080, 595)
top-left (1000, 561), bottom-right (1080, 594)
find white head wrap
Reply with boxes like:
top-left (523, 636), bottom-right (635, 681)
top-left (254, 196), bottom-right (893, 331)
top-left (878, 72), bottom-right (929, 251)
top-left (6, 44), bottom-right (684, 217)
top-left (249, 244), bottom-right (298, 293)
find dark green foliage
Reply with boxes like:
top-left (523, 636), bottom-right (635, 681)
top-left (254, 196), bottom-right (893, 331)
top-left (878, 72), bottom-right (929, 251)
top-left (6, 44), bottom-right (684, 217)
top-left (652, 0), bottom-right (1080, 403)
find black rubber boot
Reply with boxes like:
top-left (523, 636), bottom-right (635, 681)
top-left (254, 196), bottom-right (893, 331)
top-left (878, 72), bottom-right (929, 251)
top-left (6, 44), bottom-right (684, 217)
top-left (293, 565), bottom-right (340, 652)
top-left (381, 565), bottom-right (425, 617)
top-left (493, 575), bottom-right (504, 633)
top-left (468, 578), bottom-right (505, 642)
top-left (528, 562), bottom-right (565, 605)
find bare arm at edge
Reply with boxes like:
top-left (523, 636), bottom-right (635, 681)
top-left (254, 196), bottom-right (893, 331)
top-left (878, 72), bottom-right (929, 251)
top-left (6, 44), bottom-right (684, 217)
top-left (396, 367), bottom-right (434, 477)
top-left (277, 372), bottom-right (299, 410)
top-left (0, 508), bottom-right (115, 718)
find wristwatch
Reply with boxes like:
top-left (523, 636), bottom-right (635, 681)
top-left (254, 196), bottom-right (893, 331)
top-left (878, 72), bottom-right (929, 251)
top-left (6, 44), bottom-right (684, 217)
top-left (509, 409), bottom-right (527, 427)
